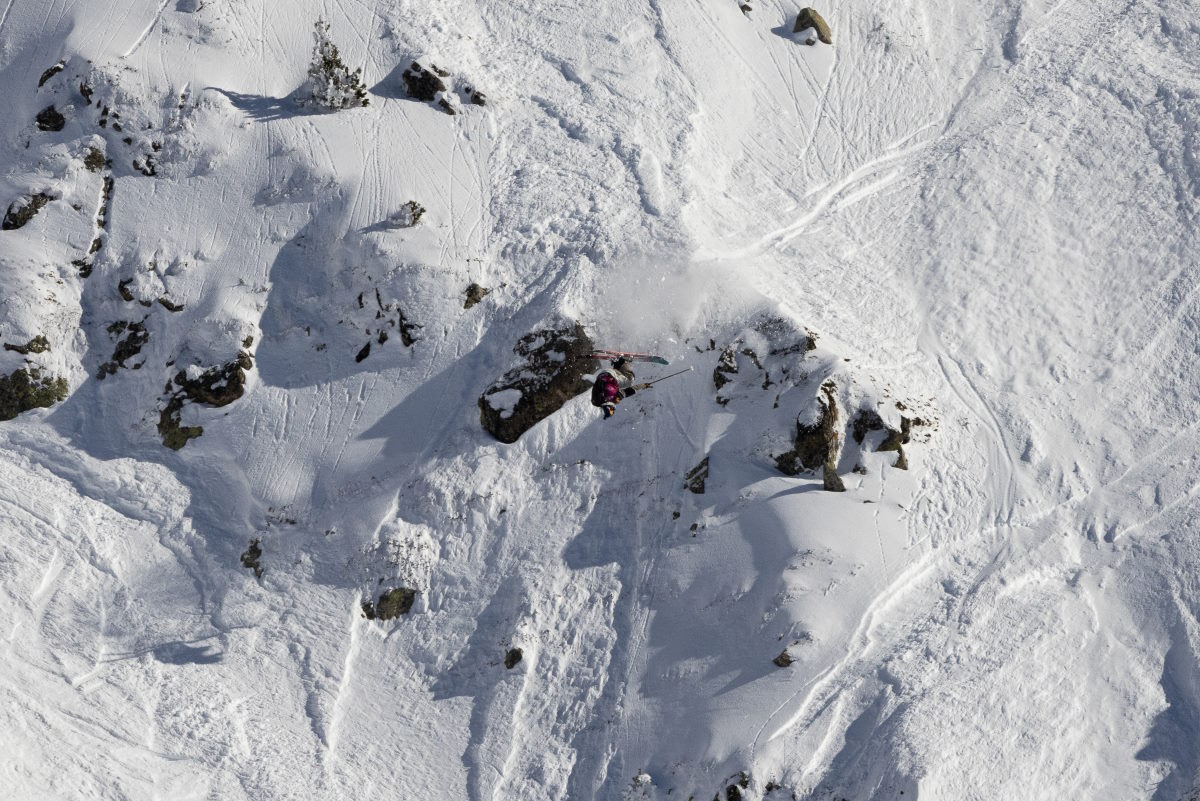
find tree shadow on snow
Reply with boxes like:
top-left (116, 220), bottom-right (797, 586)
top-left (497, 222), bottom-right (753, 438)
top-left (204, 87), bottom-right (318, 122)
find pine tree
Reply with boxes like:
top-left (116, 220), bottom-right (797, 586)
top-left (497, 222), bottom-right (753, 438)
top-left (303, 19), bottom-right (368, 110)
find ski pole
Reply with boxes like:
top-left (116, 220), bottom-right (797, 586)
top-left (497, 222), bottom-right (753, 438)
top-left (641, 366), bottom-right (694, 388)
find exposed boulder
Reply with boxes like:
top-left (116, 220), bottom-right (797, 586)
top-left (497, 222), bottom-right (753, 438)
top-left (82, 145), bottom-right (106, 172)
top-left (713, 346), bottom-right (738, 392)
top-left (479, 321), bottom-right (597, 443)
top-left (504, 647), bottom-right (523, 669)
top-left (793, 7), bottom-right (832, 45)
top-left (3, 335), bottom-right (50, 355)
top-left (158, 349), bottom-right (254, 449)
top-left (685, 456), bottom-right (709, 494)
top-left (386, 200), bottom-right (425, 228)
top-left (362, 587), bottom-right (416, 620)
top-left (240, 539), bottom-right (264, 579)
top-left (0, 367), bottom-right (68, 421)
top-left (35, 105), bottom-right (66, 131)
top-left (462, 85), bottom-right (487, 106)
top-left (464, 283), bottom-right (491, 310)
top-left (852, 409), bottom-right (915, 470)
top-left (38, 61), bottom-right (65, 88)
top-left (3, 193), bottom-right (55, 230)
top-left (97, 320), bottom-right (149, 378)
top-left (402, 62), bottom-right (448, 102)
top-left (776, 381), bottom-right (844, 491)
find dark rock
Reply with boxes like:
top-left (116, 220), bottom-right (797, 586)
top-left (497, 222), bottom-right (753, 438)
top-left (3, 193), bottom-right (55, 230)
top-left (0, 367), bottom-right (68, 421)
top-left (107, 320), bottom-right (149, 368)
top-left (35, 105), bottom-right (65, 132)
top-left (685, 456), bottom-right (709, 494)
top-left (437, 97), bottom-right (456, 115)
top-left (355, 342), bottom-right (371, 363)
top-left (362, 587), bottom-right (416, 620)
top-left (157, 350), bottom-right (254, 449)
top-left (778, 381), bottom-right (844, 491)
top-left (397, 309), bottom-right (421, 346)
top-left (504, 647), bottom-right (523, 669)
top-left (387, 200), bottom-right (425, 228)
top-left (465, 86), bottom-right (487, 106)
top-left (157, 398), bottom-right (202, 450)
top-left (773, 649), bottom-right (793, 667)
top-left (157, 297), bottom-right (184, 312)
top-left (240, 538), bottom-right (264, 578)
top-left (3, 335), bottom-right (50, 355)
top-left (38, 61), bottom-right (65, 88)
top-left (851, 409), bottom-right (885, 444)
top-left (794, 7), bottom-right (833, 44)
top-left (83, 146), bottom-right (106, 172)
top-left (852, 409), bottom-right (911, 470)
top-left (402, 62), bottom-right (447, 102)
top-left (479, 321), bottom-right (597, 444)
top-left (173, 351), bottom-right (253, 407)
top-left (713, 346), bottom-right (738, 391)
top-left (464, 282), bottom-right (491, 309)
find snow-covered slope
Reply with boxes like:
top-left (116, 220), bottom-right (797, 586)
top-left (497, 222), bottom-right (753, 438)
top-left (2, 0), bottom-right (1199, 799)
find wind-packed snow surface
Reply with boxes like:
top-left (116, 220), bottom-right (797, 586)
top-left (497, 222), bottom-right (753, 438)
top-left (2, 0), bottom-right (1199, 798)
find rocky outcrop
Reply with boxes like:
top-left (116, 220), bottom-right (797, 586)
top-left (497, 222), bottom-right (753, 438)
top-left (685, 456), bottom-right (710, 493)
top-left (3, 193), bottom-right (55, 230)
top-left (794, 7), bottom-right (832, 44)
top-left (240, 539), bottom-right (264, 579)
top-left (852, 409), bottom-right (917, 470)
top-left (158, 350), bottom-right (254, 450)
top-left (402, 62), bottom-right (448, 101)
top-left (479, 321), bottom-right (597, 443)
top-left (97, 320), bottom-right (149, 378)
top-left (464, 283), bottom-right (491, 310)
top-left (35, 105), bottom-right (66, 131)
top-left (776, 381), bottom-right (844, 491)
top-left (713, 346), bottom-right (738, 392)
top-left (362, 587), bottom-right (416, 620)
top-left (3, 335), bottom-right (50, 355)
top-left (0, 367), bottom-right (68, 421)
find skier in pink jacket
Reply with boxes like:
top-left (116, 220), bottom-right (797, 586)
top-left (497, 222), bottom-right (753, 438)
top-left (590, 358), bottom-right (646, 419)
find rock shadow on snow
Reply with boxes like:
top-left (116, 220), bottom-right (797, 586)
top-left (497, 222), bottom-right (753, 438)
top-left (1135, 631), bottom-right (1200, 801)
top-left (152, 640), bottom-right (224, 665)
top-left (257, 210), bottom-right (423, 390)
top-left (369, 61), bottom-right (415, 101)
top-left (428, 579), bottom-right (528, 801)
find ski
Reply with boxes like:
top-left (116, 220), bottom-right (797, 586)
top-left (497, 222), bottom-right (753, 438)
top-left (592, 349), bottom-right (669, 365)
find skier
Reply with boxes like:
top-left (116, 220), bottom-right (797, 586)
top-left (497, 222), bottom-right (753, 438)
top-left (591, 358), bottom-right (649, 419)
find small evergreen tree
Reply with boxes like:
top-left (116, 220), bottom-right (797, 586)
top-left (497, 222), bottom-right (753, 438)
top-left (303, 19), bottom-right (368, 110)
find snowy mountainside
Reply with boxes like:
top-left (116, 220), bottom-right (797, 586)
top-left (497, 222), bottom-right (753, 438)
top-left (2, 0), bottom-right (1200, 800)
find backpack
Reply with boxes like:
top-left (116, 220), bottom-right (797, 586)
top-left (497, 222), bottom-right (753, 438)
top-left (591, 372), bottom-right (620, 407)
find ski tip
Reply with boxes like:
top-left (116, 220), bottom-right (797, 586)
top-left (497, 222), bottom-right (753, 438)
top-left (651, 357), bottom-right (669, 365)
